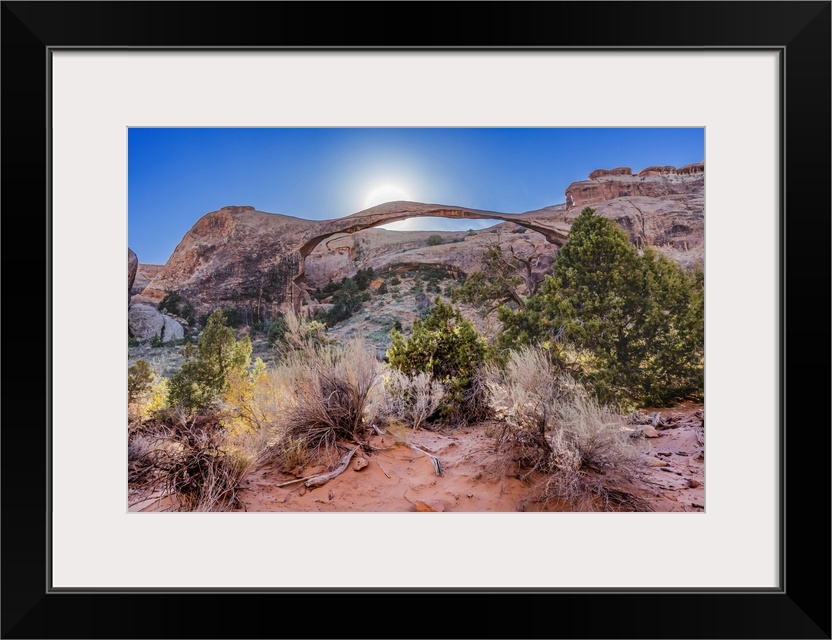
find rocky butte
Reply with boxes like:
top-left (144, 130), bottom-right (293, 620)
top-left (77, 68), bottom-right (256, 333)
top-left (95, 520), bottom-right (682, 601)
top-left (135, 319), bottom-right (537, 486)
top-left (132, 164), bottom-right (704, 322)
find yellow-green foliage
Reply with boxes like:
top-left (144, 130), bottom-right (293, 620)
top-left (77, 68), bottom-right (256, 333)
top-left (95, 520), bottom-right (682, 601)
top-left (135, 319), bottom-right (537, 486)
top-left (130, 376), bottom-right (169, 425)
top-left (221, 358), bottom-right (268, 436)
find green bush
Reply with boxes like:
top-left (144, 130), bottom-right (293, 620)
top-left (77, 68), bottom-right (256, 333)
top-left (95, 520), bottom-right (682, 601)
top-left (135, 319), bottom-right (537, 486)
top-left (168, 309), bottom-right (252, 412)
top-left (387, 297), bottom-right (487, 423)
top-left (325, 278), bottom-right (363, 326)
top-left (267, 316), bottom-right (290, 347)
top-left (498, 207), bottom-right (704, 407)
top-left (353, 267), bottom-right (375, 291)
top-left (426, 234), bottom-right (444, 246)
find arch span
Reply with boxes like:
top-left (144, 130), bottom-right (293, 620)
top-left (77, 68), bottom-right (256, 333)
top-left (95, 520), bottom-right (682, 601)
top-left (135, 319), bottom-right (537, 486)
top-left (298, 201), bottom-right (569, 258)
top-left (141, 201), bottom-right (571, 316)
top-left (292, 202), bottom-right (571, 309)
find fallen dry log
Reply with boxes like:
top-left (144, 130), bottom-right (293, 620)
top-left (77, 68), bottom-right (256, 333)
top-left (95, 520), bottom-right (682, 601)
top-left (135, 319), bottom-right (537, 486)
top-left (305, 446), bottom-right (360, 488)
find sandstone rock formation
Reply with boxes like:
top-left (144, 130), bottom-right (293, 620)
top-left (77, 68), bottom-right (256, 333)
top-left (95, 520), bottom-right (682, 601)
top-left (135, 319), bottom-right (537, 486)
top-left (131, 263), bottom-right (164, 296)
top-left (137, 164), bottom-right (703, 319)
top-left (564, 164), bottom-right (704, 210)
top-left (128, 248), bottom-right (138, 292)
top-left (128, 303), bottom-right (184, 343)
top-left (140, 203), bottom-right (571, 319)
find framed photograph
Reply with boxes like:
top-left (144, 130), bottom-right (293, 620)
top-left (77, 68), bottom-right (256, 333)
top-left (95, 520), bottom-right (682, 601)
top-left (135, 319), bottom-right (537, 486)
top-left (3, 2), bottom-right (829, 638)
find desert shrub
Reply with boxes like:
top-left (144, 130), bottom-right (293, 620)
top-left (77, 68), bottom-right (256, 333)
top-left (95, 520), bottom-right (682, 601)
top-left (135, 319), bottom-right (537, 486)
top-left (483, 347), bottom-right (573, 454)
top-left (268, 340), bottom-right (380, 466)
top-left (168, 309), bottom-right (252, 412)
top-left (128, 420), bottom-right (252, 512)
top-left (267, 316), bottom-right (290, 346)
top-left (128, 359), bottom-right (158, 425)
top-left (387, 297), bottom-right (487, 424)
top-left (390, 276), bottom-right (401, 286)
top-left (269, 311), bottom-right (331, 358)
top-left (372, 368), bottom-right (446, 430)
top-left (353, 267), bottom-right (375, 291)
top-left (426, 234), bottom-right (444, 246)
top-left (485, 346), bottom-right (649, 511)
top-left (128, 360), bottom-right (155, 404)
top-left (325, 278), bottom-right (363, 326)
top-left (378, 283), bottom-right (388, 295)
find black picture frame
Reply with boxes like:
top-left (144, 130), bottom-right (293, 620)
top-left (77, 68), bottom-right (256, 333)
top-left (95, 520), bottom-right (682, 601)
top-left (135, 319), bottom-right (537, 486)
top-left (2, 2), bottom-right (829, 638)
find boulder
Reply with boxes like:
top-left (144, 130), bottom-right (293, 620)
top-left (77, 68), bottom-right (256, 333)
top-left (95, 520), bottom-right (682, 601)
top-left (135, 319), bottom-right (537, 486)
top-left (161, 315), bottom-right (185, 342)
top-left (129, 303), bottom-right (183, 343)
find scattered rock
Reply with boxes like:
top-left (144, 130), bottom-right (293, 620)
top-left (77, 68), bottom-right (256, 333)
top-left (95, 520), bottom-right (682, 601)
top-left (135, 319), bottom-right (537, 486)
top-left (352, 458), bottom-right (368, 471)
top-left (416, 499), bottom-right (445, 512)
top-left (688, 479), bottom-right (701, 489)
top-left (128, 303), bottom-right (184, 343)
top-left (641, 426), bottom-right (660, 438)
top-left (645, 457), bottom-right (669, 468)
top-left (657, 451), bottom-right (673, 457)
top-left (692, 503), bottom-right (705, 509)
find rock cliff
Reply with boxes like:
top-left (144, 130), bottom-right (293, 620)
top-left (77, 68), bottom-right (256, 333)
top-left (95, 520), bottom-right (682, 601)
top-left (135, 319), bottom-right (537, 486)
top-left (137, 164), bottom-right (704, 320)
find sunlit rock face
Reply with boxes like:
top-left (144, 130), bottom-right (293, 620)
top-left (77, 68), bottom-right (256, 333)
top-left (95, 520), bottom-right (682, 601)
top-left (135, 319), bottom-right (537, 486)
top-left (564, 164), bottom-right (704, 210)
top-left (139, 165), bottom-right (703, 318)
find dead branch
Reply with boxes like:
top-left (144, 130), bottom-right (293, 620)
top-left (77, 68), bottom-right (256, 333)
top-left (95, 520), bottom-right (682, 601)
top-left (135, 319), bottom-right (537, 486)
top-left (305, 446), bottom-right (360, 488)
top-left (376, 459), bottom-right (391, 479)
top-left (406, 444), bottom-right (442, 476)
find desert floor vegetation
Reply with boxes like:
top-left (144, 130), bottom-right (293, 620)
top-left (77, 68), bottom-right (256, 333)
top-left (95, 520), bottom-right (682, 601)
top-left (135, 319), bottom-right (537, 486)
top-left (129, 306), bottom-right (684, 512)
top-left (129, 212), bottom-right (703, 513)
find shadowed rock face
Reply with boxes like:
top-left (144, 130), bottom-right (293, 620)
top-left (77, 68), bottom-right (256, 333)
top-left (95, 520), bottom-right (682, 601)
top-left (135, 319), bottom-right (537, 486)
top-left (140, 202), bottom-right (571, 317)
top-left (128, 248), bottom-right (138, 292)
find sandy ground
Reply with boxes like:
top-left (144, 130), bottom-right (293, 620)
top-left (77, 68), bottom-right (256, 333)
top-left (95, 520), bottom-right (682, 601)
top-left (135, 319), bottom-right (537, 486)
top-left (233, 402), bottom-right (704, 513)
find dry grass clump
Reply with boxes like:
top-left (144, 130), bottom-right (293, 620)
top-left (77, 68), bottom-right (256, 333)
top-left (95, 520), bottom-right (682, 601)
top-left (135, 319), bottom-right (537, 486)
top-left (267, 339), bottom-right (380, 468)
top-left (128, 417), bottom-right (254, 512)
top-left (484, 346), bottom-right (650, 511)
top-left (371, 368), bottom-right (445, 431)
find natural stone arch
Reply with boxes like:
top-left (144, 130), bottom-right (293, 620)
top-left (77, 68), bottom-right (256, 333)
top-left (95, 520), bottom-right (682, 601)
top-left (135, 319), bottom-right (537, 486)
top-left (140, 202), bottom-right (571, 317)
top-left (291, 201), bottom-right (570, 309)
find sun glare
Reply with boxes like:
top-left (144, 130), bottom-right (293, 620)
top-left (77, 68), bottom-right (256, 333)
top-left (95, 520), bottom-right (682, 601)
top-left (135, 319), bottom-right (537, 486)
top-left (363, 185), bottom-right (411, 209)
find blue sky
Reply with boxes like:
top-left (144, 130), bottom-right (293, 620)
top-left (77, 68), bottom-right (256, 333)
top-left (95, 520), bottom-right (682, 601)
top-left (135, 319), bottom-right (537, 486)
top-left (129, 128), bottom-right (704, 265)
